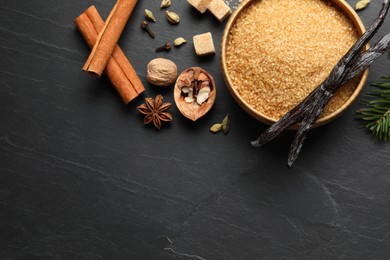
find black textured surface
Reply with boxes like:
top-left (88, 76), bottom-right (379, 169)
top-left (1, 0), bottom-right (389, 259)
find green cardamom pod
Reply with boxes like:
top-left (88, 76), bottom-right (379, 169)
top-left (166, 11), bottom-right (180, 24)
top-left (355, 0), bottom-right (370, 11)
top-left (210, 123), bottom-right (222, 133)
top-left (173, 37), bottom-right (187, 47)
top-left (145, 9), bottom-right (156, 22)
top-left (221, 114), bottom-right (230, 134)
top-left (161, 0), bottom-right (171, 9)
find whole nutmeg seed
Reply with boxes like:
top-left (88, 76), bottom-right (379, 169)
top-left (146, 58), bottom-right (178, 87)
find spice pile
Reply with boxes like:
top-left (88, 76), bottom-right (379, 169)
top-left (74, 0), bottom-right (389, 166)
top-left (75, 0), bottom-right (232, 130)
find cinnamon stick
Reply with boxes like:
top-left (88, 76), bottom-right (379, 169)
top-left (75, 5), bottom-right (144, 104)
top-left (82, 0), bottom-right (138, 77)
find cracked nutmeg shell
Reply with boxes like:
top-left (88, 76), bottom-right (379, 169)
top-left (174, 67), bottom-right (216, 121)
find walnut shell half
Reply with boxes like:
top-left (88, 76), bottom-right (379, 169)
top-left (174, 67), bottom-right (216, 121)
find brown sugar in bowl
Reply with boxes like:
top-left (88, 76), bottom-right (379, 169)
top-left (221, 0), bottom-right (369, 127)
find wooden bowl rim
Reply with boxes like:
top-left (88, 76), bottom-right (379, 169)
top-left (220, 0), bottom-right (369, 128)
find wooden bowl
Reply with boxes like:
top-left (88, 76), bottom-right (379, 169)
top-left (221, 0), bottom-right (369, 127)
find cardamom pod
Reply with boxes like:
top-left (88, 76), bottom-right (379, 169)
top-left (210, 123), bottom-right (222, 133)
top-left (145, 9), bottom-right (156, 22)
top-left (221, 114), bottom-right (230, 134)
top-left (355, 0), bottom-right (370, 11)
top-left (166, 11), bottom-right (180, 24)
top-left (173, 37), bottom-right (187, 47)
top-left (161, 0), bottom-right (171, 9)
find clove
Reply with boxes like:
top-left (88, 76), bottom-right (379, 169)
top-left (141, 20), bottom-right (155, 39)
top-left (155, 42), bottom-right (172, 52)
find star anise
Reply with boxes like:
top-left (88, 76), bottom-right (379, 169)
top-left (137, 94), bottom-right (173, 129)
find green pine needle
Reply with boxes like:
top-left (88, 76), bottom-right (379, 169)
top-left (357, 76), bottom-right (390, 142)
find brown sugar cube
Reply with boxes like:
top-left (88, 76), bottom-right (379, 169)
top-left (187, 0), bottom-right (213, 13)
top-left (207, 0), bottom-right (232, 22)
top-left (193, 32), bottom-right (215, 56)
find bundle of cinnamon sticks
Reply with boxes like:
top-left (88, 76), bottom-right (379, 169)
top-left (74, 0), bottom-right (144, 105)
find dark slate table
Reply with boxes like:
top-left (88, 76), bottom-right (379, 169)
top-left (1, 0), bottom-right (389, 259)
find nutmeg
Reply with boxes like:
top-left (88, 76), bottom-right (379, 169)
top-left (146, 58), bottom-right (177, 87)
top-left (174, 67), bottom-right (216, 121)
